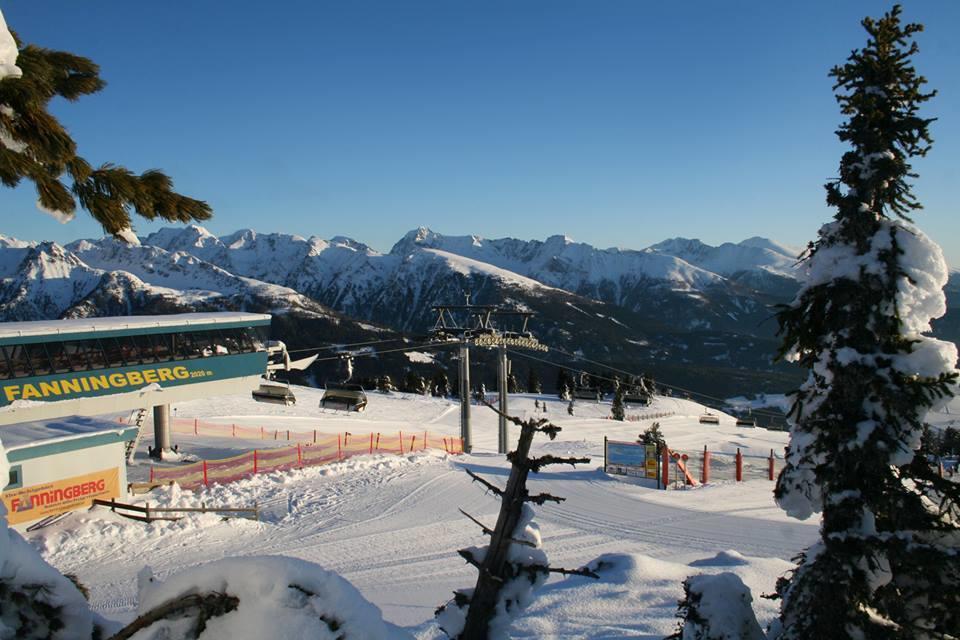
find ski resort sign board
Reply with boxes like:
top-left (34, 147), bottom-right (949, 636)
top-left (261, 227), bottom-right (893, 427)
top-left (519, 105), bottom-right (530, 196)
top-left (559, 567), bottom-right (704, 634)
top-left (604, 438), bottom-right (659, 480)
top-left (3, 468), bottom-right (120, 525)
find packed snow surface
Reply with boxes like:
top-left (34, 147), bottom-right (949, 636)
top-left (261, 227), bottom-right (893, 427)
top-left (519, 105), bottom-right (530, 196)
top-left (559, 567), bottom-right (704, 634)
top-left (26, 389), bottom-right (826, 638)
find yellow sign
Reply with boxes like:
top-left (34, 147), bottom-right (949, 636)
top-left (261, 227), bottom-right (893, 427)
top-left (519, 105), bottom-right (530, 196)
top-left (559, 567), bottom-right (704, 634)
top-left (1, 365), bottom-right (196, 403)
top-left (3, 468), bottom-right (120, 525)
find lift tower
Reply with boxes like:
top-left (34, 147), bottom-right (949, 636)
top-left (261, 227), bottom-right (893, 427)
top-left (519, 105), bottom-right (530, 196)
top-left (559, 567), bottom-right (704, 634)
top-left (429, 300), bottom-right (545, 454)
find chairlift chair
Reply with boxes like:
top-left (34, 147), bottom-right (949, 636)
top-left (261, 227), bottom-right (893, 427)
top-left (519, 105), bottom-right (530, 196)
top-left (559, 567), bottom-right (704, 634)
top-left (573, 372), bottom-right (601, 401)
top-left (735, 414), bottom-right (757, 427)
top-left (251, 341), bottom-right (318, 406)
top-left (252, 380), bottom-right (297, 406)
top-left (320, 382), bottom-right (368, 412)
top-left (319, 353), bottom-right (368, 412)
top-left (698, 411), bottom-right (720, 425)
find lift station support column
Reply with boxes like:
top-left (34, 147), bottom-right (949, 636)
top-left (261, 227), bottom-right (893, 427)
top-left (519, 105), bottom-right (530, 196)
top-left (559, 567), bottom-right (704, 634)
top-left (498, 343), bottom-right (509, 454)
top-left (459, 344), bottom-right (472, 453)
top-left (152, 403), bottom-right (172, 458)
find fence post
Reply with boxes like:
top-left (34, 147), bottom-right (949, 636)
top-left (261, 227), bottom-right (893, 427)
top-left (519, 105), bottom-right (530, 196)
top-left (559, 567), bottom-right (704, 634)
top-left (423, 431), bottom-right (428, 450)
top-left (410, 435), bottom-right (416, 452)
top-left (313, 429), bottom-right (317, 444)
top-left (287, 429), bottom-right (290, 441)
top-left (194, 418), bottom-right (199, 435)
top-left (232, 423), bottom-right (236, 437)
top-left (149, 465), bottom-right (154, 483)
top-left (297, 443), bottom-right (302, 468)
top-left (736, 448), bottom-right (743, 482)
top-left (375, 433), bottom-right (380, 451)
top-left (369, 433), bottom-right (374, 455)
top-left (253, 450), bottom-right (258, 474)
top-left (768, 449), bottom-right (775, 481)
top-left (443, 437), bottom-right (449, 454)
top-left (399, 431), bottom-right (404, 454)
top-left (338, 434), bottom-right (342, 461)
top-left (661, 448), bottom-right (670, 490)
top-left (260, 426), bottom-right (264, 439)
top-left (701, 446), bottom-right (711, 484)
top-left (274, 429), bottom-right (278, 440)
top-left (203, 460), bottom-right (208, 485)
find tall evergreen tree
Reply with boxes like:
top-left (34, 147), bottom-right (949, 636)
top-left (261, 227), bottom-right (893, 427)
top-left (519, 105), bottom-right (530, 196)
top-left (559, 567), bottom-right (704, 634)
top-left (527, 368), bottom-right (542, 394)
top-left (0, 18), bottom-right (211, 239)
top-left (432, 370), bottom-right (451, 397)
top-left (611, 386), bottom-right (625, 421)
top-left (772, 7), bottom-right (958, 638)
top-left (555, 369), bottom-right (571, 400)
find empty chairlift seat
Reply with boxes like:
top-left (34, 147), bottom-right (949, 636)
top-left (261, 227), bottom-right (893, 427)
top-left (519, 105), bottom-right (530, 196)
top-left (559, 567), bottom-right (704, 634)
top-left (251, 380), bottom-right (297, 406)
top-left (698, 412), bottom-right (720, 425)
top-left (320, 382), bottom-right (368, 412)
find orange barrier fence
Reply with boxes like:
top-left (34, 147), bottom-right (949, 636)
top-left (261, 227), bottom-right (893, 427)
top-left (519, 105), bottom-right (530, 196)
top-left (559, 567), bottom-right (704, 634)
top-left (662, 446), bottom-right (782, 488)
top-left (604, 411), bottom-right (676, 422)
top-left (148, 429), bottom-right (464, 490)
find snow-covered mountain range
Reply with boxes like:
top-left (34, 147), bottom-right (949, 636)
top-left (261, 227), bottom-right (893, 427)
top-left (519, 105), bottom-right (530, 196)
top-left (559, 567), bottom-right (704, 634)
top-left (3, 225), bottom-right (952, 396)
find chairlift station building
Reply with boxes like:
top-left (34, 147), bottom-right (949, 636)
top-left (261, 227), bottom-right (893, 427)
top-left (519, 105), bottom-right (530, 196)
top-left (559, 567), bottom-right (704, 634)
top-left (0, 312), bottom-right (273, 526)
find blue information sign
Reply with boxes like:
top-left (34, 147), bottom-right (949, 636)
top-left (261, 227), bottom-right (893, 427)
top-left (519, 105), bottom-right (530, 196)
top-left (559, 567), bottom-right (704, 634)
top-left (605, 438), bottom-right (659, 480)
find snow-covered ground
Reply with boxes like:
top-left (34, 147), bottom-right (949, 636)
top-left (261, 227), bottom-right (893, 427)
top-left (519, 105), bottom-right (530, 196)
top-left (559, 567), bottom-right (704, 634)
top-left (26, 388), bottom-right (833, 637)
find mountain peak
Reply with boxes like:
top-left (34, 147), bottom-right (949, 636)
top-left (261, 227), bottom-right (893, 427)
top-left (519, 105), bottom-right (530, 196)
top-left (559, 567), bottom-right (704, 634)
top-left (544, 234), bottom-right (575, 246)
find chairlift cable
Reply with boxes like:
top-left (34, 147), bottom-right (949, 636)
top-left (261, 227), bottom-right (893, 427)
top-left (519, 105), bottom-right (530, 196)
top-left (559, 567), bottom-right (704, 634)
top-left (505, 348), bottom-right (788, 421)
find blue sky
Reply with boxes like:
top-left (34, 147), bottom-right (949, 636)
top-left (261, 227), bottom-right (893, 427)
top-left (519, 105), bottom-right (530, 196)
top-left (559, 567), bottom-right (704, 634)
top-left (2, 1), bottom-right (958, 265)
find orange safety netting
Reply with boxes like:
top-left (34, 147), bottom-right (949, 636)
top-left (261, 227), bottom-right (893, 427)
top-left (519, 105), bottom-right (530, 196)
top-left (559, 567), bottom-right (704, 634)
top-left (148, 429), bottom-right (464, 490)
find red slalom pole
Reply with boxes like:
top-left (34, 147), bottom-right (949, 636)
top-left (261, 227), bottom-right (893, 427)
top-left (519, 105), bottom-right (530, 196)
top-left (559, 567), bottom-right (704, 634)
top-left (701, 446), bottom-right (711, 484)
top-left (661, 448), bottom-right (670, 490)
top-left (736, 448), bottom-right (743, 482)
top-left (768, 449), bottom-right (775, 481)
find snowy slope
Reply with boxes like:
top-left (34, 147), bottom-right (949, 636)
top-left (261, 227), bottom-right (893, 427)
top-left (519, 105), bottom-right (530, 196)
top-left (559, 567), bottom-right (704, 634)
top-left (29, 389), bottom-right (819, 638)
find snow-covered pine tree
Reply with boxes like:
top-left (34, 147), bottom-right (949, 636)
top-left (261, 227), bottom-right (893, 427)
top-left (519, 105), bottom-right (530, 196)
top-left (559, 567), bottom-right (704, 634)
top-left (611, 386), bottom-right (625, 421)
top-left (376, 374), bottom-right (396, 393)
top-left (640, 422), bottom-right (666, 449)
top-left (773, 6), bottom-right (959, 638)
top-left (0, 10), bottom-right (211, 240)
top-left (432, 370), bottom-right (451, 397)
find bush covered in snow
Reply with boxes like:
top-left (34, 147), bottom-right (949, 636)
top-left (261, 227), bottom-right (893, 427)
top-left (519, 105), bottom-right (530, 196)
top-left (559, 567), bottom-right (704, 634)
top-left (670, 572), bottom-right (764, 640)
top-left (116, 556), bottom-right (406, 640)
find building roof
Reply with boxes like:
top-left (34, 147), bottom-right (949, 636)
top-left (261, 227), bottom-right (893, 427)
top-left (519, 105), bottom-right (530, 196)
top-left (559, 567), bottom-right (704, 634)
top-left (1, 415), bottom-right (138, 462)
top-left (0, 312), bottom-right (272, 344)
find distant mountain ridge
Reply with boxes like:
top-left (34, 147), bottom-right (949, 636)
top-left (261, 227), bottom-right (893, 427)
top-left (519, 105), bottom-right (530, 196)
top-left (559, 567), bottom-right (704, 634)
top-left (9, 225), bottom-right (949, 398)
